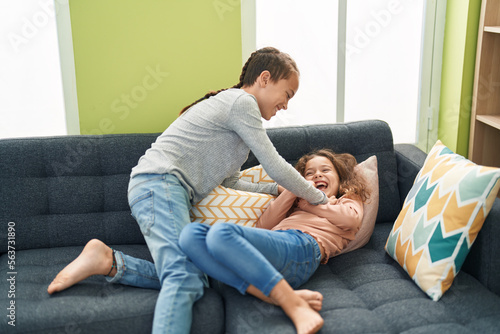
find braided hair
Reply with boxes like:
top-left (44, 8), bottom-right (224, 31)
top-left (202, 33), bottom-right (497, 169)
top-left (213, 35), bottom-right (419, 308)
top-left (179, 47), bottom-right (299, 115)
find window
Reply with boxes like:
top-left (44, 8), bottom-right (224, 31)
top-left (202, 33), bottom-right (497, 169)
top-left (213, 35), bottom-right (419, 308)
top-left (256, 0), bottom-right (338, 128)
top-left (0, 0), bottom-right (66, 139)
top-left (253, 0), bottom-right (425, 144)
top-left (344, 0), bottom-right (425, 144)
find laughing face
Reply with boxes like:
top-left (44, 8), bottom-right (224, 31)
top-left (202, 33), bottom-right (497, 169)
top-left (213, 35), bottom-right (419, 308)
top-left (303, 156), bottom-right (340, 198)
top-left (248, 71), bottom-right (299, 121)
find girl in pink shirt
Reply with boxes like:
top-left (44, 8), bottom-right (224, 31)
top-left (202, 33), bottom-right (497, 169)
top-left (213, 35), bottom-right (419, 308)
top-left (179, 149), bottom-right (371, 334)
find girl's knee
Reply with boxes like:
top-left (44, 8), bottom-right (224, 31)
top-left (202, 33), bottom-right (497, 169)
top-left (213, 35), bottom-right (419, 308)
top-left (207, 222), bottom-right (229, 239)
top-left (206, 223), bottom-right (237, 249)
top-left (178, 223), bottom-right (209, 252)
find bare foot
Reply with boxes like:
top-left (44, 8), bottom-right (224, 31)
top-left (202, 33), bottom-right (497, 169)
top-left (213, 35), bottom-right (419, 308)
top-left (47, 239), bottom-right (115, 294)
top-left (295, 289), bottom-right (323, 311)
top-left (269, 289), bottom-right (323, 311)
top-left (288, 303), bottom-right (324, 334)
top-left (246, 286), bottom-right (323, 311)
top-left (270, 280), bottom-right (324, 334)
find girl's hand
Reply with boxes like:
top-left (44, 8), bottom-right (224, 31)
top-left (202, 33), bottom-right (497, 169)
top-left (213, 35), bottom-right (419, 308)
top-left (277, 185), bottom-right (285, 194)
top-left (298, 195), bottom-right (337, 208)
top-left (297, 198), bottom-right (308, 209)
top-left (297, 181), bottom-right (325, 207)
top-left (328, 196), bottom-right (338, 205)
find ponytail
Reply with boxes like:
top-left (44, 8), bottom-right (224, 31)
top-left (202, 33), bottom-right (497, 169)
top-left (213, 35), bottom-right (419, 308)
top-left (179, 47), bottom-right (299, 115)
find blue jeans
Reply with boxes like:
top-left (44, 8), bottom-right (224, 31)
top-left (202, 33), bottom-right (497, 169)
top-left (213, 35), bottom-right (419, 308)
top-left (178, 223), bottom-right (322, 296)
top-left (106, 248), bottom-right (161, 290)
top-left (118, 174), bottom-right (206, 334)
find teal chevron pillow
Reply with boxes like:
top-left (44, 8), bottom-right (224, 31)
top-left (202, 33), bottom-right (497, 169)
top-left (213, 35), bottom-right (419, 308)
top-left (385, 140), bottom-right (500, 301)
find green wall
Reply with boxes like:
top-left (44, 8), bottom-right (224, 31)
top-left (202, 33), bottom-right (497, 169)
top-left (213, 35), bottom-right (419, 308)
top-left (69, 0), bottom-right (243, 134)
top-left (438, 0), bottom-right (481, 157)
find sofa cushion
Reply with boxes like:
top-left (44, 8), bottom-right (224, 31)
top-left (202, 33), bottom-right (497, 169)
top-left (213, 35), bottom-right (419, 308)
top-left (385, 140), bottom-right (500, 301)
top-left (217, 222), bottom-right (500, 333)
top-left (0, 245), bottom-right (224, 333)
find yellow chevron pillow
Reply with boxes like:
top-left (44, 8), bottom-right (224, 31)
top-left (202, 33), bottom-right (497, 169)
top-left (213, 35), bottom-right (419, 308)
top-left (385, 140), bottom-right (500, 301)
top-left (190, 166), bottom-right (276, 227)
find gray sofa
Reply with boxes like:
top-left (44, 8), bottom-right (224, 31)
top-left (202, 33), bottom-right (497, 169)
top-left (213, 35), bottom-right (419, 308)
top-left (1, 120), bottom-right (500, 333)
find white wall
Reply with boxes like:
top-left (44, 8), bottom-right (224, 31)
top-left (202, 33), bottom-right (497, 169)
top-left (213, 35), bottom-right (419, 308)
top-left (0, 0), bottom-right (66, 139)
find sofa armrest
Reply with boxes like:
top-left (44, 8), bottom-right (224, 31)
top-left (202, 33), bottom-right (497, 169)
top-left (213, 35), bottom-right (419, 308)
top-left (462, 198), bottom-right (500, 296)
top-left (394, 144), bottom-right (426, 208)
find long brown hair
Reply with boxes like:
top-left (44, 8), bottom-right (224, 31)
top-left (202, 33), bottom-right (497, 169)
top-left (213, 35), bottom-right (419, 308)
top-left (179, 47), bottom-right (299, 115)
top-left (295, 149), bottom-right (370, 202)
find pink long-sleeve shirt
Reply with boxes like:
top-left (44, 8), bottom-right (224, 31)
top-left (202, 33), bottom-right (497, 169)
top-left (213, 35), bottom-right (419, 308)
top-left (256, 189), bottom-right (364, 264)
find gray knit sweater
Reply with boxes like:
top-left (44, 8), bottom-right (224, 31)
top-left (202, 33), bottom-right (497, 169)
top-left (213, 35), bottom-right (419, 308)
top-left (131, 88), bottom-right (327, 205)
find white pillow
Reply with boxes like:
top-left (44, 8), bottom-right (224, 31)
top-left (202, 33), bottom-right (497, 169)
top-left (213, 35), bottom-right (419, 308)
top-left (340, 155), bottom-right (379, 254)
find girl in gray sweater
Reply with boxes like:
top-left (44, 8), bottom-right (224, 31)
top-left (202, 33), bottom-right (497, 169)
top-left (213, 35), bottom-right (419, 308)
top-left (48, 47), bottom-right (327, 334)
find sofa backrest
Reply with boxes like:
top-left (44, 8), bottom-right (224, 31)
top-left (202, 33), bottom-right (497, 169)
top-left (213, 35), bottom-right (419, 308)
top-left (0, 133), bottom-right (157, 253)
top-left (0, 120), bottom-right (401, 253)
top-left (243, 120), bottom-right (401, 223)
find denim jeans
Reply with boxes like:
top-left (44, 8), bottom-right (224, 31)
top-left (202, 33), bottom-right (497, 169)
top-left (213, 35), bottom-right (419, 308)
top-left (178, 222), bottom-right (322, 296)
top-left (106, 249), bottom-right (161, 290)
top-left (119, 173), bottom-right (206, 334)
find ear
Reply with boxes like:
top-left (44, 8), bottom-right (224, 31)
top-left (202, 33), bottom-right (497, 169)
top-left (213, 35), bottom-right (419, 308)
top-left (258, 70), bottom-right (271, 87)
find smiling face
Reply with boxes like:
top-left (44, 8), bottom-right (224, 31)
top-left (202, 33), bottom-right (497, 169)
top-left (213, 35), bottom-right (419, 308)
top-left (303, 156), bottom-right (340, 197)
top-left (244, 71), bottom-right (299, 121)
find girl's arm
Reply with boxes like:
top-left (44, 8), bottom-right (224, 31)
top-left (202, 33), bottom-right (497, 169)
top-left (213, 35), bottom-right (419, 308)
top-left (256, 189), bottom-right (297, 230)
top-left (227, 95), bottom-right (327, 205)
top-left (297, 196), bottom-right (363, 230)
top-left (221, 172), bottom-right (279, 195)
